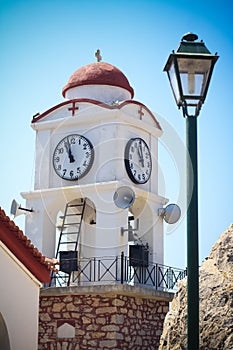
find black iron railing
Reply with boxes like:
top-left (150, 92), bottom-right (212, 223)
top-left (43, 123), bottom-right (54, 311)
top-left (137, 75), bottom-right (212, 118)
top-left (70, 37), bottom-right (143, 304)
top-left (50, 252), bottom-right (187, 291)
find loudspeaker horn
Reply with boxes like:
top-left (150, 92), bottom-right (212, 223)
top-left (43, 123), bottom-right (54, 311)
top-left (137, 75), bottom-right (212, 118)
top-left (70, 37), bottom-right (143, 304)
top-left (158, 203), bottom-right (181, 224)
top-left (10, 199), bottom-right (34, 219)
top-left (113, 186), bottom-right (135, 209)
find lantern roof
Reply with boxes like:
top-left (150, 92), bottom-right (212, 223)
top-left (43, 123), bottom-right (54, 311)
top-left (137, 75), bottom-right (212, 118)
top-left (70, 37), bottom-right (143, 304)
top-left (176, 33), bottom-right (212, 55)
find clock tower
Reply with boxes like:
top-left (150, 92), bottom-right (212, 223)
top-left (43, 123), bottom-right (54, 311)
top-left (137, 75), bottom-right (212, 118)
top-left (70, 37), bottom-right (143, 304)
top-left (19, 55), bottom-right (185, 349)
top-left (21, 58), bottom-right (168, 285)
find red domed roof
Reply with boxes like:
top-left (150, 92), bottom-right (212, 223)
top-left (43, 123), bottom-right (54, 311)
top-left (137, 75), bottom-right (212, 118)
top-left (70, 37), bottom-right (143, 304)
top-left (62, 62), bottom-right (134, 98)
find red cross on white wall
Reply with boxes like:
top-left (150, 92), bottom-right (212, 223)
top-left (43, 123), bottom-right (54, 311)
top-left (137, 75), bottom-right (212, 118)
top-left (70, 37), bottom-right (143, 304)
top-left (68, 102), bottom-right (79, 116)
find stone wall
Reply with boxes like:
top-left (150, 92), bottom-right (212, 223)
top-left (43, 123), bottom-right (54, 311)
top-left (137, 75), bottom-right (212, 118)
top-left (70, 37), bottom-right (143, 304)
top-left (39, 285), bottom-right (173, 349)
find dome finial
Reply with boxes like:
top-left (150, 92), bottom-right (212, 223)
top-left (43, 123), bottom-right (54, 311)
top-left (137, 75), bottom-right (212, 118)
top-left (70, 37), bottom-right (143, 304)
top-left (95, 49), bottom-right (102, 62)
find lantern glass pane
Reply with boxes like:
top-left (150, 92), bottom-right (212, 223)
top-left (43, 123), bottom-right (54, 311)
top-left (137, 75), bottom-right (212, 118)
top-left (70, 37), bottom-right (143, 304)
top-left (180, 73), bottom-right (204, 98)
top-left (167, 62), bottom-right (181, 104)
top-left (177, 57), bottom-right (212, 99)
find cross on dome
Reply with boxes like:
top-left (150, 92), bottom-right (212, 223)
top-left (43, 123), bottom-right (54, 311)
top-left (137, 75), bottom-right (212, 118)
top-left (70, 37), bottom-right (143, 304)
top-left (95, 49), bottom-right (102, 62)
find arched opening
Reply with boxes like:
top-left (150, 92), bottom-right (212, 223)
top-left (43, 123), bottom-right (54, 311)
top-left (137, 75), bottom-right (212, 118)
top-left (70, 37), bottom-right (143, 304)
top-left (52, 197), bottom-right (96, 286)
top-left (55, 197), bottom-right (96, 254)
top-left (0, 313), bottom-right (11, 350)
top-left (126, 197), bottom-right (154, 285)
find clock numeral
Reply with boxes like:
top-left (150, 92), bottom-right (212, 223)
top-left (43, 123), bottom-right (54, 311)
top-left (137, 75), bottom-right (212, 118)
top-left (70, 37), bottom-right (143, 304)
top-left (86, 152), bottom-right (90, 158)
top-left (133, 170), bottom-right (136, 176)
top-left (58, 148), bottom-right (64, 154)
top-left (57, 164), bottom-right (61, 171)
top-left (70, 170), bottom-right (74, 178)
top-left (77, 167), bottom-right (81, 174)
top-left (131, 146), bottom-right (135, 153)
top-left (142, 173), bottom-right (146, 181)
top-left (138, 174), bottom-right (141, 181)
top-left (55, 156), bottom-right (60, 162)
top-left (83, 143), bottom-right (87, 150)
top-left (63, 169), bottom-right (67, 177)
top-left (83, 160), bottom-right (87, 167)
top-left (70, 137), bottom-right (75, 144)
top-left (130, 162), bottom-right (134, 169)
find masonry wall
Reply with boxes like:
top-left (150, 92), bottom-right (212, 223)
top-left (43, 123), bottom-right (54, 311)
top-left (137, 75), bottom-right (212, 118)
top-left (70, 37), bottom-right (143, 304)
top-left (39, 285), bottom-right (172, 350)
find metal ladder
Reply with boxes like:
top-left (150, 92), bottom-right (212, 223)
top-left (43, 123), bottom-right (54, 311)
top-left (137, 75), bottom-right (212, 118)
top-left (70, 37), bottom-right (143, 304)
top-left (50, 198), bottom-right (86, 286)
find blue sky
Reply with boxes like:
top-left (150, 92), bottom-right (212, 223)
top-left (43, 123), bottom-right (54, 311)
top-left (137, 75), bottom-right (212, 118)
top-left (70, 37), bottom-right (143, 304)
top-left (0, 0), bottom-right (232, 269)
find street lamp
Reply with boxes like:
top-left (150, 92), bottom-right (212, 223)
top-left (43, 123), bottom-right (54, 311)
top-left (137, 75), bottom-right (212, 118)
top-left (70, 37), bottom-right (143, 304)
top-left (164, 33), bottom-right (218, 350)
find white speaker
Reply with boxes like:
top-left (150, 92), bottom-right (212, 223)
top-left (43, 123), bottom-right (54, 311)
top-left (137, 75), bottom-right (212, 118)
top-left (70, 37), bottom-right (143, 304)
top-left (10, 199), bottom-right (33, 219)
top-left (158, 203), bottom-right (181, 224)
top-left (113, 187), bottom-right (135, 209)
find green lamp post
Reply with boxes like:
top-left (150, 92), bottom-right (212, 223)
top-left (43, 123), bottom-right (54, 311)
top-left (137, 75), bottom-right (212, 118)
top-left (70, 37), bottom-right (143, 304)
top-left (164, 33), bottom-right (218, 350)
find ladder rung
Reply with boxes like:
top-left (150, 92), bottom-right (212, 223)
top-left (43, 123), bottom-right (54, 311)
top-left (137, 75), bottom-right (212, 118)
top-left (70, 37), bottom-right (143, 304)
top-left (67, 213), bottom-right (82, 216)
top-left (60, 214), bottom-right (82, 218)
top-left (60, 232), bottom-right (79, 235)
top-left (60, 239), bottom-right (78, 242)
top-left (59, 241), bottom-right (77, 245)
top-left (63, 223), bottom-right (81, 226)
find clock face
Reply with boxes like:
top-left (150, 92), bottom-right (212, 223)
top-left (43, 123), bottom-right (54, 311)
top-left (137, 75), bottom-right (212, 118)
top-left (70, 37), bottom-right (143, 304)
top-left (53, 134), bottom-right (94, 181)
top-left (124, 137), bottom-right (152, 184)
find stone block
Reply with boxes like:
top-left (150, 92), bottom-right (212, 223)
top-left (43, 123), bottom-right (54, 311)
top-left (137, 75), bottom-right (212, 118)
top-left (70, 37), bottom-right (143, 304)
top-left (41, 299), bottom-right (53, 307)
top-left (101, 325), bottom-right (120, 332)
top-left (110, 314), bottom-right (124, 324)
top-left (92, 332), bottom-right (105, 338)
top-left (86, 324), bottom-right (99, 331)
top-left (67, 304), bottom-right (77, 311)
top-left (82, 316), bottom-right (91, 324)
top-left (40, 313), bottom-right (51, 321)
top-left (116, 332), bottom-right (124, 340)
top-left (82, 307), bottom-right (93, 313)
top-left (135, 336), bottom-right (143, 345)
top-left (96, 306), bottom-right (116, 314)
top-left (52, 303), bottom-right (64, 312)
top-left (76, 329), bottom-right (85, 336)
top-left (99, 340), bottom-right (118, 348)
top-left (63, 296), bottom-right (72, 303)
top-left (112, 298), bottom-right (125, 306)
top-left (96, 317), bottom-right (106, 324)
top-left (106, 332), bottom-right (115, 339)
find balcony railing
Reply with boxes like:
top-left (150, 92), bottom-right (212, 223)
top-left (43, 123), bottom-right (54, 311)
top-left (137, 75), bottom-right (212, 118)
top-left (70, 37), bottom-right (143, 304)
top-left (50, 252), bottom-right (187, 292)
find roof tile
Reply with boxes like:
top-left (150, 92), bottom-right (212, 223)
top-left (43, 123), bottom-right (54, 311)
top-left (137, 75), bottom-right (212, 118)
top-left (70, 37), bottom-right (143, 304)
top-left (0, 207), bottom-right (58, 283)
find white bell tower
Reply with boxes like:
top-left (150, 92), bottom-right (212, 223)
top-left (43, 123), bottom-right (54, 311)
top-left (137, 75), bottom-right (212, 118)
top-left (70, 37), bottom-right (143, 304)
top-left (21, 57), bottom-right (168, 285)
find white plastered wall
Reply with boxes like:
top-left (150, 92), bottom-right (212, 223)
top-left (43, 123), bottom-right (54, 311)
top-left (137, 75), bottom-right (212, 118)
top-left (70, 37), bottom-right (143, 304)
top-left (0, 242), bottom-right (41, 350)
top-left (22, 101), bottom-right (167, 271)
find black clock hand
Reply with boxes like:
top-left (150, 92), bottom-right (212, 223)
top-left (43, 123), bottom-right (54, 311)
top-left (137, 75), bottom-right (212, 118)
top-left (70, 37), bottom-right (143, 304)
top-left (138, 142), bottom-right (144, 167)
top-left (65, 137), bottom-right (75, 163)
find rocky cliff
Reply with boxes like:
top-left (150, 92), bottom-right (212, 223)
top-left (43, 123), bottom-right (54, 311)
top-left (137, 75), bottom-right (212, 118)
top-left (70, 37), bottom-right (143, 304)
top-left (159, 224), bottom-right (233, 350)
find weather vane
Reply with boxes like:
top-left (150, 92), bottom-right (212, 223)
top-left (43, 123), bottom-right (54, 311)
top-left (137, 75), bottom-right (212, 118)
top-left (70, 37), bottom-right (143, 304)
top-left (95, 49), bottom-right (102, 62)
